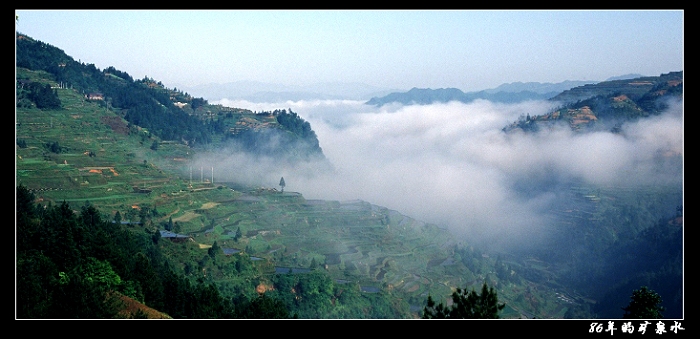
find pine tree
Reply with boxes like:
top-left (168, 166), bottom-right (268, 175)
top-left (423, 282), bottom-right (505, 319)
top-left (622, 286), bottom-right (664, 319)
top-left (208, 241), bottom-right (220, 259)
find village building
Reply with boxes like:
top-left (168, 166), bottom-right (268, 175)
top-left (159, 230), bottom-right (192, 242)
top-left (85, 92), bottom-right (104, 100)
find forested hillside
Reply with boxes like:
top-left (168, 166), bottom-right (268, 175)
top-left (503, 71), bottom-right (683, 133)
top-left (16, 33), bottom-right (324, 162)
top-left (16, 184), bottom-right (295, 318)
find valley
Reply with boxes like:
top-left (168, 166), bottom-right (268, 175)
top-left (15, 36), bottom-right (683, 319)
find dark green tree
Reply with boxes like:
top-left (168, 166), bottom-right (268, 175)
top-left (77, 257), bottom-right (123, 290)
top-left (279, 177), bottom-right (285, 193)
top-left (423, 295), bottom-right (449, 318)
top-left (423, 282), bottom-right (505, 319)
top-left (113, 211), bottom-right (122, 224)
top-left (16, 184), bottom-right (37, 252)
top-left (46, 141), bottom-right (62, 153)
top-left (24, 82), bottom-right (61, 109)
top-left (164, 216), bottom-right (173, 231)
top-left (622, 286), bottom-right (664, 319)
top-left (208, 241), bottom-right (220, 259)
top-left (234, 293), bottom-right (290, 319)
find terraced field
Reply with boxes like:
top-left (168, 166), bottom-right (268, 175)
top-left (161, 187), bottom-right (477, 307)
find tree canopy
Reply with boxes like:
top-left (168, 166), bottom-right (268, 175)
top-left (622, 286), bottom-right (664, 319)
top-left (422, 282), bottom-right (505, 319)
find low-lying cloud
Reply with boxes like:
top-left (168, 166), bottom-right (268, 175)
top-left (200, 97), bottom-right (683, 250)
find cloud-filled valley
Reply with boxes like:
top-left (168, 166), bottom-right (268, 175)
top-left (196, 97), bottom-right (683, 250)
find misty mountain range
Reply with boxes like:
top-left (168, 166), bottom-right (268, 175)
top-left (365, 74), bottom-right (653, 107)
top-left (180, 74), bottom-right (645, 105)
top-left (180, 81), bottom-right (401, 102)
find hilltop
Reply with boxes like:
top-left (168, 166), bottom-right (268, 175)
top-left (15, 32), bottom-right (325, 165)
top-left (503, 71), bottom-right (683, 133)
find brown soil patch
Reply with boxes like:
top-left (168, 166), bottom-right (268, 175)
top-left (101, 116), bottom-right (129, 135)
top-left (257, 283), bottom-right (274, 294)
top-left (81, 167), bottom-right (119, 176)
top-left (173, 211), bottom-right (200, 222)
top-left (116, 293), bottom-right (172, 319)
top-left (405, 282), bottom-right (420, 293)
top-left (201, 202), bottom-right (219, 209)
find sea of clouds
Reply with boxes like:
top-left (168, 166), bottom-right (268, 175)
top-left (195, 97), bottom-right (683, 249)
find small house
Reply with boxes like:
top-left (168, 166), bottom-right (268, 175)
top-left (86, 92), bottom-right (104, 100)
top-left (222, 248), bottom-right (240, 256)
top-left (159, 230), bottom-right (191, 243)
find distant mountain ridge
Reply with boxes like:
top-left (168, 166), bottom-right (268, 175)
top-left (604, 73), bottom-right (645, 81)
top-left (364, 73), bottom-right (681, 112)
top-left (176, 72), bottom-right (647, 106)
top-left (182, 79), bottom-right (607, 105)
top-left (483, 80), bottom-right (599, 94)
top-left (364, 80), bottom-right (602, 107)
top-left (181, 81), bottom-right (400, 102)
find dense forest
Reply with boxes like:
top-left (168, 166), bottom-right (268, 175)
top-left (16, 184), bottom-right (280, 318)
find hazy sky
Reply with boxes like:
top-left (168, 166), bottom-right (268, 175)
top-left (15, 9), bottom-right (683, 92)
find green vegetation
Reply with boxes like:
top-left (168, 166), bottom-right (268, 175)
top-left (16, 185), bottom-right (238, 318)
top-left (423, 282), bottom-right (505, 319)
top-left (16, 32), bottom-right (683, 319)
top-left (17, 80), bottom-right (61, 109)
top-left (503, 71), bottom-right (683, 133)
top-left (622, 286), bottom-right (665, 319)
top-left (16, 33), bottom-right (324, 160)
